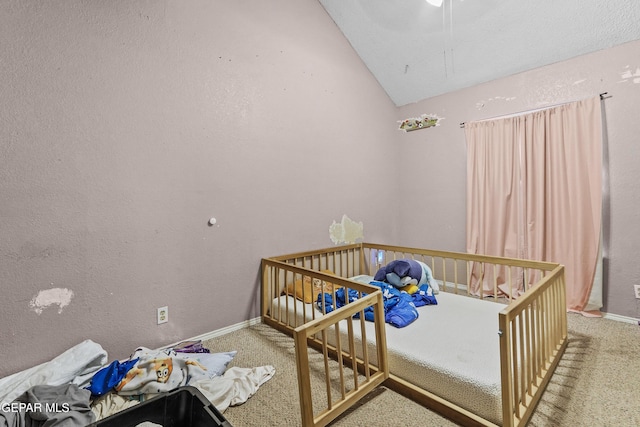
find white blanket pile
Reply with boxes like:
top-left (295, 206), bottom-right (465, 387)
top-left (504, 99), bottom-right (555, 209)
top-left (0, 339), bottom-right (275, 424)
top-left (0, 340), bottom-right (107, 405)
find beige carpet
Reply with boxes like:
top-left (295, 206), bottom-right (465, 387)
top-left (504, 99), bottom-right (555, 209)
top-left (203, 313), bottom-right (640, 426)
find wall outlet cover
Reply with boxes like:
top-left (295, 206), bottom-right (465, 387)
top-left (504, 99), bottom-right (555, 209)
top-left (157, 306), bottom-right (168, 324)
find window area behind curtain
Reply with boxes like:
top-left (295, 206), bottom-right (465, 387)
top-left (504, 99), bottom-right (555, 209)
top-left (465, 97), bottom-right (603, 313)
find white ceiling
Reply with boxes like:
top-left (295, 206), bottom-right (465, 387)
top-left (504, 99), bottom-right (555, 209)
top-left (319, 0), bottom-right (640, 106)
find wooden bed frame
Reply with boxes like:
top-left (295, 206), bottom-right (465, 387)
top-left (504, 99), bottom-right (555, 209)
top-left (261, 243), bottom-right (568, 427)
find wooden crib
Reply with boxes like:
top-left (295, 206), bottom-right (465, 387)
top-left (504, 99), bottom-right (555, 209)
top-left (261, 243), bottom-right (567, 427)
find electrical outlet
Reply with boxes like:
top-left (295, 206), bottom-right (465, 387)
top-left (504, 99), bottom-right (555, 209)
top-left (634, 285), bottom-right (640, 299)
top-left (157, 306), bottom-right (168, 324)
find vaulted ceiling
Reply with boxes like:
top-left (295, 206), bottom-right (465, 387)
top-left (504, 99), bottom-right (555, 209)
top-left (319, 0), bottom-right (640, 106)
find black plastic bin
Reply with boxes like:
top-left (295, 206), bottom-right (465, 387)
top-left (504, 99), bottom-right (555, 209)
top-left (89, 386), bottom-right (232, 427)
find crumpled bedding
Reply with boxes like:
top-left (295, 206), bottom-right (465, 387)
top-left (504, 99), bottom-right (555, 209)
top-left (104, 348), bottom-right (211, 396)
top-left (0, 384), bottom-right (94, 427)
top-left (90, 366), bottom-right (276, 421)
top-left (87, 348), bottom-right (238, 397)
top-left (192, 365), bottom-right (275, 413)
top-left (316, 280), bottom-right (436, 328)
top-left (0, 340), bottom-right (108, 405)
top-left (317, 263), bottom-right (439, 328)
top-left (90, 393), bottom-right (142, 422)
top-left (370, 281), bottom-right (419, 327)
top-left (1, 339), bottom-right (275, 425)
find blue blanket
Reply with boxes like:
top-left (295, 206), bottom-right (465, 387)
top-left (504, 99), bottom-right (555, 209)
top-left (316, 281), bottom-right (436, 328)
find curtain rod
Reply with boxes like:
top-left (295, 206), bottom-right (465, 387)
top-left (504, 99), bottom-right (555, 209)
top-left (459, 92), bottom-right (610, 128)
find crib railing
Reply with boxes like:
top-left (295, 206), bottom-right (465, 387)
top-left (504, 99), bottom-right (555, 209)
top-left (262, 243), bottom-right (567, 427)
top-left (270, 243), bottom-right (364, 279)
top-left (361, 243), bottom-right (553, 301)
top-left (498, 264), bottom-right (567, 427)
top-left (360, 243), bottom-right (567, 427)
top-left (261, 257), bottom-right (389, 427)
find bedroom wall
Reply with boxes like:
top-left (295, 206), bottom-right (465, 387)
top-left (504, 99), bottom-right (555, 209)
top-left (394, 40), bottom-right (640, 320)
top-left (0, 0), bottom-right (400, 377)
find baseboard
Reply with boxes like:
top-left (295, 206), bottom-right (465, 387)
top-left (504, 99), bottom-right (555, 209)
top-left (602, 312), bottom-right (639, 325)
top-left (160, 316), bottom-right (262, 350)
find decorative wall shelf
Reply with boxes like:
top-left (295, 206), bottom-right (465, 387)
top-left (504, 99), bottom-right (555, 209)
top-left (398, 114), bottom-right (442, 132)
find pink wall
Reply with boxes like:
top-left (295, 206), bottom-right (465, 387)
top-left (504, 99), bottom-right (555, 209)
top-left (1, 0), bottom-right (639, 378)
top-left (396, 40), bottom-right (640, 320)
top-left (0, 0), bottom-right (399, 377)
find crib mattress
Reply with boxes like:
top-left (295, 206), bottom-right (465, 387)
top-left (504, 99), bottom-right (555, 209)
top-left (271, 289), bottom-right (505, 425)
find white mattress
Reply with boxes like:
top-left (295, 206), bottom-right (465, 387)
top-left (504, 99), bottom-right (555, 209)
top-left (271, 286), bottom-right (506, 425)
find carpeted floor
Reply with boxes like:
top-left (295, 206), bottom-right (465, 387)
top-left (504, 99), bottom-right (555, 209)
top-left (203, 313), bottom-right (640, 426)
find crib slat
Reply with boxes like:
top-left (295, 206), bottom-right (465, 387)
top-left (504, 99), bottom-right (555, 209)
top-left (511, 318), bottom-right (521, 419)
top-left (334, 315), bottom-right (346, 401)
top-left (346, 316), bottom-right (359, 392)
top-left (319, 328), bottom-right (332, 412)
top-left (294, 330), bottom-right (314, 426)
top-left (359, 311), bottom-right (370, 381)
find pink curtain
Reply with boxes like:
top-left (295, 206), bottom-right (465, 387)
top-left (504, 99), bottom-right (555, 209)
top-left (466, 117), bottom-right (525, 297)
top-left (465, 97), bottom-right (602, 312)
